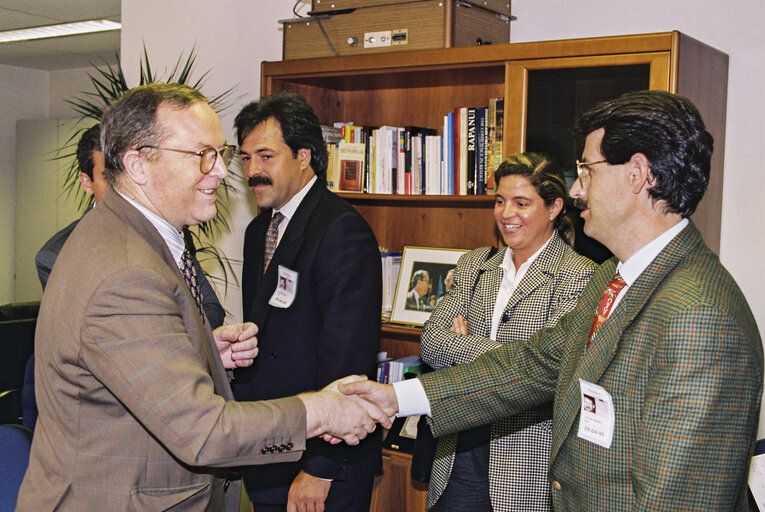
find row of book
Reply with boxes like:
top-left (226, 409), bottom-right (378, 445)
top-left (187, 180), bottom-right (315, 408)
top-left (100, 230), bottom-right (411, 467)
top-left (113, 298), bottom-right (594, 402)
top-left (381, 250), bottom-right (402, 319)
top-left (376, 354), bottom-right (424, 384)
top-left (324, 98), bottom-right (504, 195)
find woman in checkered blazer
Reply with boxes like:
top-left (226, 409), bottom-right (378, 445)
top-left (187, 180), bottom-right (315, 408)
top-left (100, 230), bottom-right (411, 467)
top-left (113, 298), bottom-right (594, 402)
top-left (420, 153), bottom-right (596, 512)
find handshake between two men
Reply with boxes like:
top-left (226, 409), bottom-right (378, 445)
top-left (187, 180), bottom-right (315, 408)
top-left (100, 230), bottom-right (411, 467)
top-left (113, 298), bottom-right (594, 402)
top-left (215, 321), bottom-right (398, 444)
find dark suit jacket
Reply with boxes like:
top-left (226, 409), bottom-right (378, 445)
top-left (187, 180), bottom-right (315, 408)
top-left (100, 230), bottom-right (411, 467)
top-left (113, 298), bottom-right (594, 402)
top-left (421, 232), bottom-right (596, 511)
top-left (19, 189), bottom-right (306, 511)
top-left (35, 217), bottom-right (80, 290)
top-left (233, 180), bottom-right (382, 504)
top-left (420, 222), bottom-right (762, 512)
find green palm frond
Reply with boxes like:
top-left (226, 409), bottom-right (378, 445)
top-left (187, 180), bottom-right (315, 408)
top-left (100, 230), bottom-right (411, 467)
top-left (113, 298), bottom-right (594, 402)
top-left (58, 45), bottom-right (240, 290)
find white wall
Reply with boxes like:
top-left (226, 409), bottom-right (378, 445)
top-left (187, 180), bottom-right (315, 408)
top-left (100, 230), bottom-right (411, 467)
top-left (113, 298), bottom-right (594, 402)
top-left (0, 64), bottom-right (48, 304)
top-left (49, 66), bottom-right (112, 119)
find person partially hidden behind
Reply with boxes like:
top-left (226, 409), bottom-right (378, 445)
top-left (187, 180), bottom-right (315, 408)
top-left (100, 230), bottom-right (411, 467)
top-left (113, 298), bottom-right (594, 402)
top-left (343, 90), bottom-right (762, 512)
top-left (34, 124), bottom-right (108, 289)
top-left (17, 83), bottom-right (389, 511)
top-left (233, 90), bottom-right (382, 512)
top-left (406, 269), bottom-right (433, 311)
top-left (421, 153), bottom-right (595, 512)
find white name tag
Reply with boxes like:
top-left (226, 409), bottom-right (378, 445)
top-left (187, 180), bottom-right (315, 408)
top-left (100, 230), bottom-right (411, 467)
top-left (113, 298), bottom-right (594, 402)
top-left (577, 378), bottom-right (615, 449)
top-left (268, 265), bottom-right (298, 308)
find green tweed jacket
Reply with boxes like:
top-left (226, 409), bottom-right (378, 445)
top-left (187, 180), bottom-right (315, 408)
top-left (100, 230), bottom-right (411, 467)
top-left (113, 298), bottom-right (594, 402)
top-left (420, 222), bottom-right (763, 511)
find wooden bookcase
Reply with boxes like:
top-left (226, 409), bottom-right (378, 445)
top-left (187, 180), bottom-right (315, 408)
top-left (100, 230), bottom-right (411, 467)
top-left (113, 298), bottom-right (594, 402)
top-left (260, 31), bottom-right (728, 511)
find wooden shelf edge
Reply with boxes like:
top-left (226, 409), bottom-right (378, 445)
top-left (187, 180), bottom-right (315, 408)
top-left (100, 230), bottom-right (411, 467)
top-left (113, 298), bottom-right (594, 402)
top-left (339, 192), bottom-right (495, 206)
top-left (382, 323), bottom-right (422, 337)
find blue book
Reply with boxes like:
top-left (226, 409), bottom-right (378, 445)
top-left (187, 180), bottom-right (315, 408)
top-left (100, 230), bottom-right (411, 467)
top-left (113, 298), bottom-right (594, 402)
top-left (444, 113), bottom-right (455, 194)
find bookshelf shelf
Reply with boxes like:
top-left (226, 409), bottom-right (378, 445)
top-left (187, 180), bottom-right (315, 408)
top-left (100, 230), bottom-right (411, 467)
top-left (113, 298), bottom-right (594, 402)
top-left (380, 324), bottom-right (422, 360)
top-left (337, 192), bottom-right (496, 205)
top-left (261, 30), bottom-right (727, 512)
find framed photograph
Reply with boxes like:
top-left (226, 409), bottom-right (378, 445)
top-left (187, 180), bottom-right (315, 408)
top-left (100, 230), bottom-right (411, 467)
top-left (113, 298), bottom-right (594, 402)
top-left (390, 246), bottom-right (468, 326)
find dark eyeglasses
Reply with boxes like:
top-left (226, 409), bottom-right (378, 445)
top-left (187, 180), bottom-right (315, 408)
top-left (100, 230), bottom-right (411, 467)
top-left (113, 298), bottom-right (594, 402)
top-left (138, 144), bottom-right (237, 174)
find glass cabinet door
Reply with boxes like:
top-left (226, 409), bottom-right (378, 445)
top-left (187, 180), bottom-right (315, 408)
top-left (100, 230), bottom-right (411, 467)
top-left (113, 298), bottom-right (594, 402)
top-left (504, 53), bottom-right (671, 261)
top-left (506, 52), bottom-right (671, 168)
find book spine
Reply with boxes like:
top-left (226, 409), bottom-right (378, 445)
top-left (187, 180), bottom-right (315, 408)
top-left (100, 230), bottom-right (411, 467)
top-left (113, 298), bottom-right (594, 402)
top-left (476, 107), bottom-right (486, 195)
top-left (398, 128), bottom-right (406, 195)
top-left (453, 107), bottom-right (461, 195)
top-left (326, 142), bottom-right (338, 191)
top-left (494, 98), bottom-right (504, 186)
top-left (487, 98), bottom-right (496, 191)
top-left (444, 113), bottom-right (455, 195)
top-left (459, 107), bottom-right (468, 195)
top-left (404, 128), bottom-right (413, 195)
top-left (466, 107), bottom-right (476, 195)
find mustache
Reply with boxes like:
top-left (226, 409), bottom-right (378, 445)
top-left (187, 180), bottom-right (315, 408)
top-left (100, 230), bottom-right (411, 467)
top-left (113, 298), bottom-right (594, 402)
top-left (572, 198), bottom-right (589, 210)
top-left (248, 174), bottom-right (273, 187)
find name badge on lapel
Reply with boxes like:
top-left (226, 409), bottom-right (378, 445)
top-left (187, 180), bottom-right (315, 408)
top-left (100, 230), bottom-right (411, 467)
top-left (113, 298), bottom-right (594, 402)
top-left (268, 265), bottom-right (298, 308)
top-left (577, 378), bottom-right (615, 449)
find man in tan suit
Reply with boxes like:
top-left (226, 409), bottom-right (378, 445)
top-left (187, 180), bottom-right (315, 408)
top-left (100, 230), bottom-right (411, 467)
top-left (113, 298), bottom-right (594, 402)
top-left (17, 83), bottom-right (388, 511)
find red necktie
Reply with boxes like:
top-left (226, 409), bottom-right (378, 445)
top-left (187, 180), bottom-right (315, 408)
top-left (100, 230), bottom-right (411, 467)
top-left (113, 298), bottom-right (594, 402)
top-left (587, 273), bottom-right (626, 348)
top-left (263, 211), bottom-right (284, 274)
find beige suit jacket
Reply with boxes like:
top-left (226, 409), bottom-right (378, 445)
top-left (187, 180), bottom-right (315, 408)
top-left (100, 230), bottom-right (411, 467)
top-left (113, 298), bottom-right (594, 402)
top-left (18, 189), bottom-right (306, 511)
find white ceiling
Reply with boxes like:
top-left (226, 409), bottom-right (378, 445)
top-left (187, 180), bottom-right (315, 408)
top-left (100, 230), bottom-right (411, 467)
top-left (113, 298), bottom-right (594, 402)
top-left (0, 0), bottom-right (121, 70)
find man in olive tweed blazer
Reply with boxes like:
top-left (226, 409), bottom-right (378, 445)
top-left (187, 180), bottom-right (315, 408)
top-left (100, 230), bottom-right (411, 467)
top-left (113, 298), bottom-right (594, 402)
top-left (345, 90), bottom-right (762, 511)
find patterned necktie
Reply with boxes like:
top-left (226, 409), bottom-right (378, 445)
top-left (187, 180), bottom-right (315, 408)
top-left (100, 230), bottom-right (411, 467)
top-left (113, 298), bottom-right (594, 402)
top-left (263, 211), bottom-right (285, 274)
top-left (181, 250), bottom-right (205, 320)
top-left (587, 273), bottom-right (626, 348)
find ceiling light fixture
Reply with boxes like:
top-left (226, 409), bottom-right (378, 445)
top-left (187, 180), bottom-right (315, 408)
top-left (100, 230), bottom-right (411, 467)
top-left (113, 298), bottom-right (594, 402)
top-left (0, 19), bottom-right (121, 44)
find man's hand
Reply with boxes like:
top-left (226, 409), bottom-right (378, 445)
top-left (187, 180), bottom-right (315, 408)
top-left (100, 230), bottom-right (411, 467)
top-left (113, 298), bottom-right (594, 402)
top-left (212, 322), bottom-right (259, 369)
top-left (299, 375), bottom-right (392, 445)
top-left (287, 470), bottom-right (331, 512)
top-left (338, 379), bottom-right (399, 418)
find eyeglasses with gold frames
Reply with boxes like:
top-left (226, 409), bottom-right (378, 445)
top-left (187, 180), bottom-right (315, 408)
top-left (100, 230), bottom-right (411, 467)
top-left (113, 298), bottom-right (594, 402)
top-left (138, 144), bottom-right (237, 174)
top-left (575, 159), bottom-right (608, 184)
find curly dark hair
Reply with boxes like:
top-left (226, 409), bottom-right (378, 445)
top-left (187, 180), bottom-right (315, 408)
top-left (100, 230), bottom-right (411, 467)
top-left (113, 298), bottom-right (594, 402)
top-left (574, 90), bottom-right (713, 217)
top-left (494, 152), bottom-right (575, 247)
top-left (234, 90), bottom-right (328, 177)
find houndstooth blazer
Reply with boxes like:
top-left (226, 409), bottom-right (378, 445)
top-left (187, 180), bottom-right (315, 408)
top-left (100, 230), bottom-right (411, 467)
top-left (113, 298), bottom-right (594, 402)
top-left (420, 231), bottom-right (596, 511)
top-left (420, 223), bottom-right (763, 511)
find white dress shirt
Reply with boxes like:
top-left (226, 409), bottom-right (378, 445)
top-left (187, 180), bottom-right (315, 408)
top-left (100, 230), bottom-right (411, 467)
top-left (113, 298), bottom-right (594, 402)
top-left (271, 175), bottom-right (317, 247)
top-left (116, 187), bottom-right (186, 268)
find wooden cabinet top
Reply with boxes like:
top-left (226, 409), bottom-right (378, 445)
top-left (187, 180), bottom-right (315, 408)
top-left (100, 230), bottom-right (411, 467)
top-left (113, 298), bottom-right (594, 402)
top-left (261, 31), bottom-right (693, 77)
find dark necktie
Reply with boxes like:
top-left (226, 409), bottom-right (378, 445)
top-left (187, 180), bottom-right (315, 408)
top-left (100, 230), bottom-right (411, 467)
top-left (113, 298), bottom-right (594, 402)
top-left (181, 250), bottom-right (205, 320)
top-left (587, 273), bottom-right (626, 348)
top-left (263, 211), bottom-right (285, 274)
